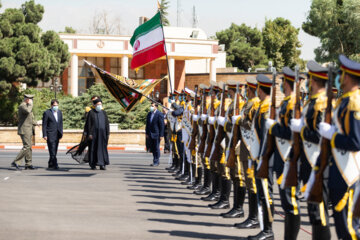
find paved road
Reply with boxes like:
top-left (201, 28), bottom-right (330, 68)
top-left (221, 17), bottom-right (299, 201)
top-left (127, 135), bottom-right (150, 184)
top-left (0, 150), bottom-right (336, 239)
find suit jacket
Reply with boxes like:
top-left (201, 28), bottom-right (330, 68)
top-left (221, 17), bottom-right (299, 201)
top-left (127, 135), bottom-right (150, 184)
top-left (42, 109), bottom-right (63, 141)
top-left (146, 110), bottom-right (165, 140)
top-left (17, 102), bottom-right (35, 135)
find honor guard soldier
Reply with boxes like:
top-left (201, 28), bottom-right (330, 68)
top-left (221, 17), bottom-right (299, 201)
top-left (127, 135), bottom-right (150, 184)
top-left (201, 82), bottom-right (223, 201)
top-left (290, 60), bottom-right (332, 239)
top-left (221, 80), bottom-right (247, 218)
top-left (265, 67), bottom-right (303, 239)
top-left (168, 90), bottom-right (182, 174)
top-left (233, 77), bottom-right (261, 228)
top-left (196, 82), bottom-right (220, 196)
top-left (249, 74), bottom-right (274, 240)
top-left (208, 83), bottom-right (233, 209)
top-left (318, 55), bottom-right (360, 239)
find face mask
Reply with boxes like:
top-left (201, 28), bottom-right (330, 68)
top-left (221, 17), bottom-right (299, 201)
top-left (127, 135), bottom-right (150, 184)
top-left (95, 105), bottom-right (102, 112)
top-left (280, 82), bottom-right (284, 93)
top-left (150, 106), bottom-right (155, 112)
top-left (52, 106), bottom-right (58, 112)
top-left (335, 73), bottom-right (341, 90)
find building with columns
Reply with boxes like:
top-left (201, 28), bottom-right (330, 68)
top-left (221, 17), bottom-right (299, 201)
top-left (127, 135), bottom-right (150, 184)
top-left (57, 27), bottom-right (226, 99)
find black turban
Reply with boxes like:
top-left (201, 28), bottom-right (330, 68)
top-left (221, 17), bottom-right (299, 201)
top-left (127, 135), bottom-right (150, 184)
top-left (93, 98), bottom-right (102, 105)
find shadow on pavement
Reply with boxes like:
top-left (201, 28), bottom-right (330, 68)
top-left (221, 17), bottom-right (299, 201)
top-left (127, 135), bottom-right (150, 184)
top-left (31, 173), bottom-right (96, 177)
top-left (149, 230), bottom-right (245, 239)
top-left (128, 188), bottom-right (193, 195)
top-left (148, 218), bottom-right (234, 228)
top-left (133, 194), bottom-right (200, 201)
top-left (138, 208), bottom-right (220, 217)
top-left (137, 201), bottom-right (208, 208)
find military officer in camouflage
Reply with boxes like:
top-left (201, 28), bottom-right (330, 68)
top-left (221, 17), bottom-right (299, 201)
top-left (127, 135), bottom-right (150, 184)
top-left (11, 94), bottom-right (37, 170)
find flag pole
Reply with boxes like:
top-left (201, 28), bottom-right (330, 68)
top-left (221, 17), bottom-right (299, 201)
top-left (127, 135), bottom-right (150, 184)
top-left (157, 2), bottom-right (173, 94)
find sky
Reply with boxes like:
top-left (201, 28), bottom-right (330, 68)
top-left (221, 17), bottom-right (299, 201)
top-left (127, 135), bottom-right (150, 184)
top-left (1, 0), bottom-right (320, 60)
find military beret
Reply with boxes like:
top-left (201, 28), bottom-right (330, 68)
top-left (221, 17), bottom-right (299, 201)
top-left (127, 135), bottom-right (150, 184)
top-left (184, 87), bottom-right (195, 96)
top-left (24, 94), bottom-right (34, 99)
top-left (217, 82), bottom-right (227, 91)
top-left (246, 76), bottom-right (258, 89)
top-left (307, 60), bottom-right (328, 80)
top-left (256, 74), bottom-right (272, 88)
top-left (339, 54), bottom-right (360, 78)
top-left (226, 80), bottom-right (244, 90)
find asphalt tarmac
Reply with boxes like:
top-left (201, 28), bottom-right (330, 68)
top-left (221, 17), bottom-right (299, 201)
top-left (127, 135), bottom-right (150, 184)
top-left (0, 150), bottom-right (336, 239)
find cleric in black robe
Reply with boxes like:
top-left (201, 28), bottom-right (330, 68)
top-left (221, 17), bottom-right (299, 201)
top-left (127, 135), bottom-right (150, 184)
top-left (85, 98), bottom-right (110, 170)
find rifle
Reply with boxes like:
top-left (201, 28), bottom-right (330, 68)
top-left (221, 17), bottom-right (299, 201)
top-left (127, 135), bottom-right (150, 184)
top-left (198, 87), bottom-right (210, 154)
top-left (256, 69), bottom-right (277, 179)
top-left (189, 85), bottom-right (199, 150)
top-left (209, 83), bottom-right (226, 163)
top-left (353, 182), bottom-right (360, 218)
top-left (204, 89), bottom-right (216, 158)
top-left (284, 66), bottom-right (301, 187)
top-left (306, 64), bottom-right (334, 203)
top-left (226, 83), bottom-right (240, 168)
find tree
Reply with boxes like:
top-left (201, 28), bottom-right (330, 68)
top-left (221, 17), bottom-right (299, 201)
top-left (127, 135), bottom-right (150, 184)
top-left (262, 18), bottom-right (302, 69)
top-left (216, 23), bottom-right (268, 71)
top-left (158, 0), bottom-right (170, 26)
top-left (0, 0), bottom-right (70, 124)
top-left (303, 0), bottom-right (360, 63)
top-left (61, 26), bottom-right (76, 34)
top-left (89, 10), bottom-right (122, 35)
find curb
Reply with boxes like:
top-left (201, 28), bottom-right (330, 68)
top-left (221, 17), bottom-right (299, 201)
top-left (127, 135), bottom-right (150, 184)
top-left (0, 145), bottom-right (156, 152)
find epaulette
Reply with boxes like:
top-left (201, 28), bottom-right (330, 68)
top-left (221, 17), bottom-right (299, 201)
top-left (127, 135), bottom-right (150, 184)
top-left (85, 106), bottom-right (92, 113)
top-left (314, 94), bottom-right (327, 112)
top-left (214, 99), bottom-right (221, 109)
top-left (206, 97), bottom-right (211, 109)
top-left (259, 98), bottom-right (270, 114)
top-left (347, 89), bottom-right (360, 112)
top-left (285, 95), bottom-right (296, 113)
top-left (239, 100), bottom-right (246, 110)
top-left (224, 98), bottom-right (232, 111)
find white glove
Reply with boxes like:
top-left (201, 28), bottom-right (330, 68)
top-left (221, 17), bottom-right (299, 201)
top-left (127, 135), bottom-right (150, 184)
top-left (232, 115), bottom-right (241, 124)
top-left (201, 114), bottom-right (207, 121)
top-left (217, 116), bottom-right (226, 126)
top-left (319, 122), bottom-right (336, 140)
top-left (290, 118), bottom-right (304, 133)
top-left (192, 115), bottom-right (199, 121)
top-left (208, 116), bottom-right (215, 125)
top-left (265, 118), bottom-right (276, 129)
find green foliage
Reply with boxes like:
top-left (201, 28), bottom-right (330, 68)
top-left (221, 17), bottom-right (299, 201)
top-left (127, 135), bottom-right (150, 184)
top-left (216, 23), bottom-right (268, 71)
top-left (61, 26), bottom-right (76, 34)
top-left (0, 0), bottom-right (70, 124)
top-left (262, 18), bottom-right (302, 69)
top-left (303, 0), bottom-right (360, 63)
top-left (158, 0), bottom-right (170, 26)
top-left (60, 84), bottom-right (151, 129)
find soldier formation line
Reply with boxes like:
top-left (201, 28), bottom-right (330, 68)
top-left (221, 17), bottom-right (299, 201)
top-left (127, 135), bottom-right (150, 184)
top-left (165, 54), bottom-right (360, 240)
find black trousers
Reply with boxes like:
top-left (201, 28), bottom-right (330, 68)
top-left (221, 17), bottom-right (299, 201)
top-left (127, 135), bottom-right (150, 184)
top-left (164, 127), bottom-right (170, 152)
top-left (47, 139), bottom-right (59, 167)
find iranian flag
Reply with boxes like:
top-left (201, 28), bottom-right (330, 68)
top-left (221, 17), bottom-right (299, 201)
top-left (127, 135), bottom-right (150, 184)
top-left (130, 12), bottom-right (166, 69)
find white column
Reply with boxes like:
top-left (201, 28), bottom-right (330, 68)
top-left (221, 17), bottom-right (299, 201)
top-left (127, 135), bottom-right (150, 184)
top-left (121, 55), bottom-right (129, 78)
top-left (70, 54), bottom-right (78, 97)
top-left (210, 58), bottom-right (216, 82)
top-left (169, 58), bottom-right (175, 92)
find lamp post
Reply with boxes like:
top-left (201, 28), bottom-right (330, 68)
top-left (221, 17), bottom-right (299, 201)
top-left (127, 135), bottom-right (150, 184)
top-left (50, 77), bottom-right (62, 99)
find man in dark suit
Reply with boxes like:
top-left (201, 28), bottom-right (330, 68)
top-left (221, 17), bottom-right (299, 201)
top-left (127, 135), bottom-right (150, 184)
top-left (146, 102), bottom-right (164, 166)
top-left (42, 99), bottom-right (63, 169)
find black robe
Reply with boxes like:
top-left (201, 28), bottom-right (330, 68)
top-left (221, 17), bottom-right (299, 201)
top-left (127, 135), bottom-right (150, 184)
top-left (86, 109), bottom-right (110, 167)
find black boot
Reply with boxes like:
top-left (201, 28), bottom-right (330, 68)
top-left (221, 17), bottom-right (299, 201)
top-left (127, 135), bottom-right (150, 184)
top-left (209, 178), bottom-right (231, 209)
top-left (234, 192), bottom-right (259, 229)
top-left (201, 172), bottom-right (221, 201)
top-left (221, 180), bottom-right (245, 218)
top-left (181, 165), bottom-right (194, 185)
top-left (312, 224), bottom-right (331, 240)
top-left (188, 166), bottom-right (202, 190)
top-left (178, 162), bottom-right (190, 181)
top-left (167, 155), bottom-right (177, 172)
top-left (173, 155), bottom-right (184, 176)
top-left (248, 203), bottom-right (274, 240)
top-left (194, 168), bottom-right (211, 195)
top-left (284, 213), bottom-right (300, 240)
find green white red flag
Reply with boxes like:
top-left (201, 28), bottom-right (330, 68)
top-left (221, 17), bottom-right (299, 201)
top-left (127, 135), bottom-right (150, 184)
top-left (130, 12), bottom-right (166, 69)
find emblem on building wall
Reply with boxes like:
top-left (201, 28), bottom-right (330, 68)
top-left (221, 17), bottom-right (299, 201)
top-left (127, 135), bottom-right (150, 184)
top-left (97, 40), bottom-right (105, 48)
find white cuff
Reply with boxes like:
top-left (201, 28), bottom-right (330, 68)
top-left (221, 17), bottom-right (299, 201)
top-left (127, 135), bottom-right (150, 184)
top-left (232, 115), bottom-right (241, 124)
top-left (201, 114), bottom-right (207, 121)
top-left (217, 116), bottom-right (226, 126)
top-left (208, 116), bottom-right (215, 125)
top-left (192, 115), bottom-right (199, 121)
top-left (290, 118), bottom-right (303, 133)
top-left (319, 122), bottom-right (336, 140)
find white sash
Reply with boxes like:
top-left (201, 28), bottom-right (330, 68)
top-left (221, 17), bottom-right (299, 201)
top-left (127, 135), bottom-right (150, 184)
top-left (332, 106), bottom-right (360, 187)
top-left (241, 121), bottom-right (260, 160)
top-left (275, 137), bottom-right (292, 162)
